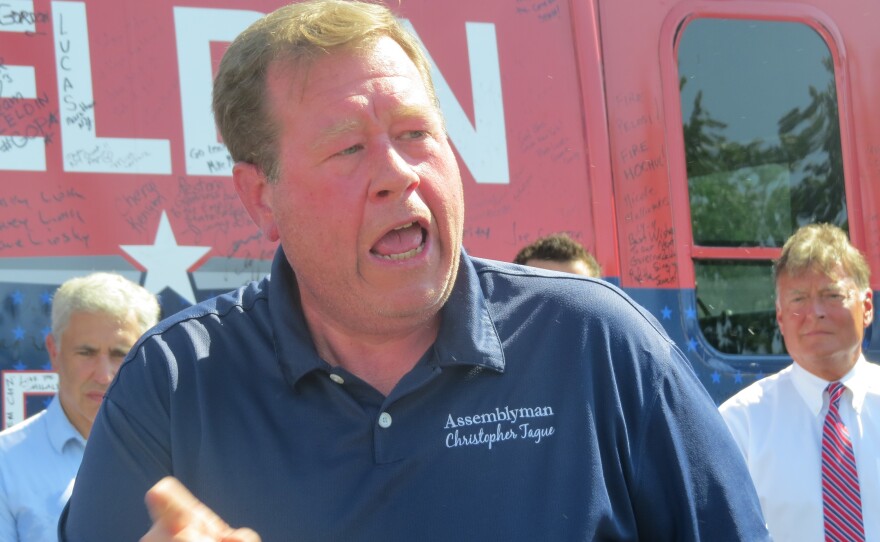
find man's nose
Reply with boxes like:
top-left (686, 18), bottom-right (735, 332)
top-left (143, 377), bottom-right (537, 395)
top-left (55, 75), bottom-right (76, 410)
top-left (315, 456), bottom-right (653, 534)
top-left (369, 143), bottom-right (420, 201)
top-left (808, 296), bottom-right (827, 319)
top-left (94, 354), bottom-right (117, 384)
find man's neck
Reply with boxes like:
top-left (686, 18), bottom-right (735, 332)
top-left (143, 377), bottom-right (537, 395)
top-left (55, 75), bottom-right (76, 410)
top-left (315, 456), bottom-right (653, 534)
top-left (58, 396), bottom-right (91, 439)
top-left (303, 310), bottom-right (441, 396)
top-left (796, 351), bottom-right (861, 382)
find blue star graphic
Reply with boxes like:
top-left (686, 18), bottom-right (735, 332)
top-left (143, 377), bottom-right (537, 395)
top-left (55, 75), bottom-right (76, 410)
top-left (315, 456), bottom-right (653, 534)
top-left (755, 371), bottom-right (765, 381)
top-left (13, 361), bottom-right (27, 371)
top-left (10, 290), bottom-right (24, 305)
top-left (687, 338), bottom-right (698, 352)
top-left (41, 326), bottom-right (51, 340)
top-left (12, 326), bottom-right (25, 341)
top-left (685, 307), bottom-right (697, 320)
top-left (43, 397), bottom-right (53, 408)
top-left (41, 362), bottom-right (53, 371)
top-left (711, 371), bottom-right (721, 384)
top-left (40, 291), bottom-right (53, 305)
top-left (734, 371), bottom-right (743, 384)
top-left (661, 306), bottom-right (672, 320)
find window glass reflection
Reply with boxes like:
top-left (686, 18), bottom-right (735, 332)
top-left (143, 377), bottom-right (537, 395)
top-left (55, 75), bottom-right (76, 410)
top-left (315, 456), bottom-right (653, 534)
top-left (678, 18), bottom-right (849, 355)
top-left (679, 19), bottom-right (847, 247)
top-left (695, 260), bottom-right (783, 355)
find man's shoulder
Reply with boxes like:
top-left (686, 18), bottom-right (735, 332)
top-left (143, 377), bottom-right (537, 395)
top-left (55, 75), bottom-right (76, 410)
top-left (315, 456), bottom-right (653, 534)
top-left (0, 408), bottom-right (48, 455)
top-left (112, 275), bottom-right (277, 396)
top-left (110, 276), bottom-right (273, 388)
top-left (720, 364), bottom-right (793, 414)
top-left (857, 358), bottom-right (880, 393)
top-left (861, 358), bottom-right (880, 378)
top-left (147, 276), bottom-right (271, 338)
top-left (471, 256), bottom-right (602, 283)
top-left (472, 257), bottom-right (631, 305)
top-left (469, 256), bottom-right (670, 337)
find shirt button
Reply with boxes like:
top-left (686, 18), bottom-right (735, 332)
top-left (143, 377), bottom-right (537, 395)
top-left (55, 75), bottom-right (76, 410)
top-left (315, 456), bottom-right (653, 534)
top-left (329, 373), bottom-right (345, 385)
top-left (378, 412), bottom-right (393, 428)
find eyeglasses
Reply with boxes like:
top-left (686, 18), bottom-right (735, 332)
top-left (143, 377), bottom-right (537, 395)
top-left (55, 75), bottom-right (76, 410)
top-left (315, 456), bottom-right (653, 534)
top-left (781, 289), bottom-right (857, 311)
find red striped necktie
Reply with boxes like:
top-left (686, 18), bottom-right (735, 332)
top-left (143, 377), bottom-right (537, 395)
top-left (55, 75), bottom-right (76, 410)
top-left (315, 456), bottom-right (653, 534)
top-left (822, 381), bottom-right (865, 542)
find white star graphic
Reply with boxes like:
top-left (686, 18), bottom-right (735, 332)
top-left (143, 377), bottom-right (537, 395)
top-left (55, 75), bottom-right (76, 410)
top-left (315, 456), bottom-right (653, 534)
top-left (121, 211), bottom-right (212, 304)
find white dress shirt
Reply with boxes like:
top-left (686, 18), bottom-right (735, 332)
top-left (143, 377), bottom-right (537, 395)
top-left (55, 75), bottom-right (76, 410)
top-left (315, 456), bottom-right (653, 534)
top-left (0, 396), bottom-right (86, 542)
top-left (720, 357), bottom-right (880, 542)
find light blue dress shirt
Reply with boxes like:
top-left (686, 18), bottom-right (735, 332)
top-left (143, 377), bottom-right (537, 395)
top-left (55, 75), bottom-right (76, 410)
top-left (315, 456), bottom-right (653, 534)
top-left (0, 396), bottom-right (86, 542)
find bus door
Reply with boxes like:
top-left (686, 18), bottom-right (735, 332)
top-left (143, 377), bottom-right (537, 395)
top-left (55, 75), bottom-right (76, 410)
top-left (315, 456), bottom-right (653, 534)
top-left (594, 0), bottom-right (880, 402)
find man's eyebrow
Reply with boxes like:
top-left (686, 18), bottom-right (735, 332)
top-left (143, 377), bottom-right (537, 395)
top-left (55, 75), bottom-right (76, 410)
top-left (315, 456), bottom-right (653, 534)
top-left (819, 283), bottom-right (848, 293)
top-left (392, 103), bottom-right (435, 121)
top-left (310, 118), bottom-right (363, 152)
top-left (310, 105), bottom-right (439, 152)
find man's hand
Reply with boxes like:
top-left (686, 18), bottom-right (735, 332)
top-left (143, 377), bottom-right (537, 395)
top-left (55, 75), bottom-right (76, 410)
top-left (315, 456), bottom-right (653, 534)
top-left (140, 477), bottom-right (261, 542)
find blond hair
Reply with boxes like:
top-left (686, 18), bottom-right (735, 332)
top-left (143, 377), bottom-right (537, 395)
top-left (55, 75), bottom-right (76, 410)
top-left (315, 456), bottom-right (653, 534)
top-left (213, 0), bottom-right (438, 182)
top-left (774, 223), bottom-right (871, 290)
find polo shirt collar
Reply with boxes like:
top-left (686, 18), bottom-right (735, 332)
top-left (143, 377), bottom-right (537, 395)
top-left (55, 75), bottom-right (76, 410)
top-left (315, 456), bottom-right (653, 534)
top-left (791, 355), bottom-right (870, 417)
top-left (268, 246), bottom-right (505, 388)
top-left (268, 247), bottom-right (328, 387)
top-left (433, 249), bottom-right (505, 372)
top-left (45, 395), bottom-right (86, 453)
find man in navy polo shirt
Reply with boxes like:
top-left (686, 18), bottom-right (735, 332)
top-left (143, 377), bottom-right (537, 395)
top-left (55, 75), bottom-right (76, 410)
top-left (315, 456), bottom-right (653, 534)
top-left (60, 1), bottom-right (769, 540)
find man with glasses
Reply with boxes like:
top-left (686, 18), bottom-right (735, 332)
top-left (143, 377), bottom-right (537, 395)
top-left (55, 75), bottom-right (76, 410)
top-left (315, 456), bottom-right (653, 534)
top-left (721, 223), bottom-right (879, 541)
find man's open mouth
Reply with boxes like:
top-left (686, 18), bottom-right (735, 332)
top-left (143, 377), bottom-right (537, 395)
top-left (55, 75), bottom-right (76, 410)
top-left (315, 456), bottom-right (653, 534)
top-left (371, 221), bottom-right (427, 261)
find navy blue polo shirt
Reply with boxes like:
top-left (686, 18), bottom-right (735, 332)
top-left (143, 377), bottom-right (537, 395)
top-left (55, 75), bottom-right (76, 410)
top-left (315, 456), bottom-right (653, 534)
top-left (60, 248), bottom-right (769, 541)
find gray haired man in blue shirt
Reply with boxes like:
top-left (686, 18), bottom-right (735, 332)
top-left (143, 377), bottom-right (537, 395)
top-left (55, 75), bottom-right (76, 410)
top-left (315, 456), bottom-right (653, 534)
top-left (0, 272), bottom-right (158, 541)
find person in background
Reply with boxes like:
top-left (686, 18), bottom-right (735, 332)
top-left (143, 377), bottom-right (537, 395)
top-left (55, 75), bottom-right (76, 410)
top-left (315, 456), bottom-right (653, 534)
top-left (60, 1), bottom-right (769, 540)
top-left (514, 232), bottom-right (602, 277)
top-left (0, 272), bottom-right (160, 542)
top-left (720, 223), bottom-right (878, 541)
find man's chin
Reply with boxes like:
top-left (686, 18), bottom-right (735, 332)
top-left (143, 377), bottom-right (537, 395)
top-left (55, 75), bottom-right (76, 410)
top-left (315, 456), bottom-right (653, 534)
top-left (377, 292), bottom-right (446, 320)
top-left (84, 392), bottom-right (106, 406)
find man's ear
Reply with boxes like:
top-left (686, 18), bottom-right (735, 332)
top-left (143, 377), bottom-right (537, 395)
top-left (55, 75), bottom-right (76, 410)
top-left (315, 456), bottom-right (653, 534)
top-left (863, 289), bottom-right (874, 328)
top-left (775, 299), bottom-right (785, 336)
top-left (46, 333), bottom-right (59, 371)
top-left (233, 162), bottom-right (280, 242)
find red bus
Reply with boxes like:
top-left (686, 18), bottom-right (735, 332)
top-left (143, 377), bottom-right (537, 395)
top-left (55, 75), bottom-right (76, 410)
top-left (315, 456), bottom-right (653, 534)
top-left (1, 0), bottom-right (877, 427)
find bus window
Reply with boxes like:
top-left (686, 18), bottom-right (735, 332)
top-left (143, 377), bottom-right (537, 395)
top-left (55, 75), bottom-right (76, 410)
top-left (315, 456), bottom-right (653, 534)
top-left (694, 259), bottom-right (780, 355)
top-left (677, 18), bottom-right (847, 355)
